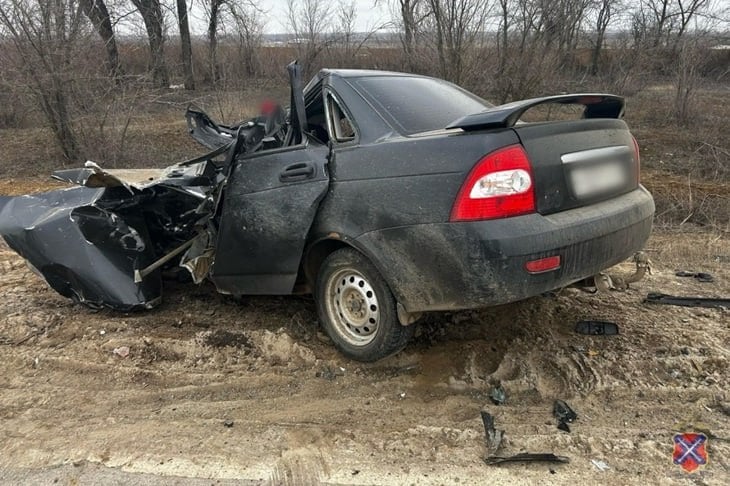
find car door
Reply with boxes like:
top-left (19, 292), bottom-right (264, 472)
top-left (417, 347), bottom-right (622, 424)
top-left (209, 62), bottom-right (330, 295)
top-left (210, 142), bottom-right (330, 295)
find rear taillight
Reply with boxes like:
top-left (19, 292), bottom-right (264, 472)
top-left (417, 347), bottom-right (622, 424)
top-left (631, 135), bottom-right (641, 184)
top-left (525, 255), bottom-right (561, 274)
top-left (450, 145), bottom-right (535, 221)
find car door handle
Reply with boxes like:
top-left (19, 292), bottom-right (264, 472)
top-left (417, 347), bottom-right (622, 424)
top-left (280, 162), bottom-right (315, 182)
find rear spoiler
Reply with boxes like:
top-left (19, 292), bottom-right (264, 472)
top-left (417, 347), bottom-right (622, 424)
top-left (446, 94), bottom-right (624, 131)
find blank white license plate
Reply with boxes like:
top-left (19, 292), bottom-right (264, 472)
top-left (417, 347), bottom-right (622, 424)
top-left (570, 162), bottom-right (626, 197)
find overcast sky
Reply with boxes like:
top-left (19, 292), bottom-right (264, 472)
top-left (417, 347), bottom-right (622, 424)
top-left (248, 0), bottom-right (389, 34)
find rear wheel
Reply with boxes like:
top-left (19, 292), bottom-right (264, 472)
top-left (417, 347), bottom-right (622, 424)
top-left (315, 248), bottom-right (414, 362)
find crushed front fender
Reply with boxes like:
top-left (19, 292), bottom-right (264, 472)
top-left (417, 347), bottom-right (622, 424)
top-left (0, 158), bottom-right (225, 310)
top-left (0, 187), bottom-right (162, 310)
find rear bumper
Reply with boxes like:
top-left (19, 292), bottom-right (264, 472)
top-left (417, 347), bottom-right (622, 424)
top-left (356, 186), bottom-right (654, 312)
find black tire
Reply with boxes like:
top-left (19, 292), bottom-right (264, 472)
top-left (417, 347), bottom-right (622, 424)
top-left (315, 248), bottom-right (415, 362)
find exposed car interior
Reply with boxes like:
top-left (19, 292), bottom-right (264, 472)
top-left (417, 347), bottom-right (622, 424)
top-left (186, 77), bottom-right (357, 158)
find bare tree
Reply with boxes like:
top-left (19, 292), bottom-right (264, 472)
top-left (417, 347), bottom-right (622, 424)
top-left (398, 0), bottom-right (421, 67)
top-left (382, 0), bottom-right (428, 70)
top-left (130, 0), bottom-right (169, 87)
top-left (0, 0), bottom-right (89, 160)
top-left (206, 0), bottom-right (260, 83)
top-left (333, 0), bottom-right (383, 64)
top-left (207, 0), bottom-right (224, 82)
top-left (496, 0), bottom-right (509, 78)
top-left (492, 0), bottom-right (568, 101)
top-left (590, 0), bottom-right (616, 75)
top-left (639, 0), bottom-right (711, 49)
top-left (673, 38), bottom-right (701, 124)
top-left (79, 0), bottom-right (121, 79)
top-left (425, 0), bottom-right (493, 85)
top-left (337, 0), bottom-right (357, 58)
top-left (286, 0), bottom-right (332, 77)
top-left (229, 0), bottom-right (263, 76)
top-left (176, 0), bottom-right (194, 89)
top-left (672, 0), bottom-right (712, 51)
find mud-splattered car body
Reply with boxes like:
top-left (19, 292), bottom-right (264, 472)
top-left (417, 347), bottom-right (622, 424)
top-left (0, 62), bottom-right (654, 360)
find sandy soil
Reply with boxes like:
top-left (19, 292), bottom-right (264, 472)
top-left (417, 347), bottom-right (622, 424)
top-left (0, 215), bottom-right (728, 484)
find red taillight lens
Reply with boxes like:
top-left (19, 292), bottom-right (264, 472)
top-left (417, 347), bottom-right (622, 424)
top-left (450, 145), bottom-right (536, 221)
top-left (631, 135), bottom-right (640, 184)
top-left (525, 255), bottom-right (561, 274)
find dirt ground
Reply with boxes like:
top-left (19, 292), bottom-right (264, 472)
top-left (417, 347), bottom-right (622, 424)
top-left (0, 183), bottom-right (728, 485)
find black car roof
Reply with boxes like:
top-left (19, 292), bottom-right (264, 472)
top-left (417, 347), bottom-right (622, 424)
top-left (325, 69), bottom-right (416, 77)
top-left (316, 69), bottom-right (431, 81)
top-left (303, 68), bottom-right (429, 96)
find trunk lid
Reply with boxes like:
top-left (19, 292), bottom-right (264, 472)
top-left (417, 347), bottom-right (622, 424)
top-left (513, 119), bottom-right (639, 215)
top-left (446, 93), bottom-right (638, 216)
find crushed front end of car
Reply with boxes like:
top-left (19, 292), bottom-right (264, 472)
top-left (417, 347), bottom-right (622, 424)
top-left (0, 160), bottom-right (223, 310)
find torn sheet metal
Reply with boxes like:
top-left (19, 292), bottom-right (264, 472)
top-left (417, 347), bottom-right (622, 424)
top-left (0, 187), bottom-right (163, 310)
top-left (0, 156), bottom-right (225, 310)
top-left (52, 163), bottom-right (165, 191)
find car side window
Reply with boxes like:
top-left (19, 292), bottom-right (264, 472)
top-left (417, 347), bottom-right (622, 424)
top-left (325, 93), bottom-right (356, 143)
top-left (305, 87), bottom-right (330, 145)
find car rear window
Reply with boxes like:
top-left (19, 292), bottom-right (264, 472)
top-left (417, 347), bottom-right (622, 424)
top-left (350, 76), bottom-right (490, 135)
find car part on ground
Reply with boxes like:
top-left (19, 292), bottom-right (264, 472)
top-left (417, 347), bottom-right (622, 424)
top-left (554, 399), bottom-right (578, 433)
top-left (675, 271), bottom-right (715, 283)
top-left (644, 293), bottom-right (729, 309)
top-left (488, 383), bottom-right (506, 405)
top-left (484, 453), bottom-right (570, 465)
top-left (480, 410), bottom-right (504, 456)
top-left (574, 321), bottom-right (619, 336)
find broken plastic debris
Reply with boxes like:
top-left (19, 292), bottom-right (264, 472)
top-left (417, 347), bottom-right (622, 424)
top-left (675, 271), bottom-right (714, 283)
top-left (645, 293), bottom-right (730, 309)
top-left (484, 453), bottom-right (570, 465)
top-left (315, 365), bottom-right (345, 381)
top-left (591, 459), bottom-right (610, 471)
top-left (480, 410), bottom-right (504, 455)
top-left (113, 346), bottom-right (130, 358)
top-left (574, 320), bottom-right (619, 335)
top-left (554, 399), bottom-right (577, 432)
top-left (481, 410), bottom-right (568, 466)
top-left (489, 383), bottom-right (506, 405)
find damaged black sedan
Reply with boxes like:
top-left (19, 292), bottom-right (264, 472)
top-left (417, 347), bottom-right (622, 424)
top-left (0, 62), bottom-right (654, 361)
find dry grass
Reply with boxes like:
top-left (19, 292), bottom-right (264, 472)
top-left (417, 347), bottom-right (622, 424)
top-left (628, 85), bottom-right (729, 179)
top-left (0, 86), bottom-right (280, 177)
top-left (0, 177), bottom-right (65, 195)
top-left (642, 169), bottom-right (730, 232)
top-left (645, 228), bottom-right (728, 271)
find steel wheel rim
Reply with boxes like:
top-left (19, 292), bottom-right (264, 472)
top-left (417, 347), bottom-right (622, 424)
top-left (325, 268), bottom-right (380, 346)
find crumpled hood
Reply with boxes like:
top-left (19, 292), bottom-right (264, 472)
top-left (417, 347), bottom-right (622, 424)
top-left (0, 158), bottom-right (225, 311)
top-left (0, 187), bottom-right (163, 310)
